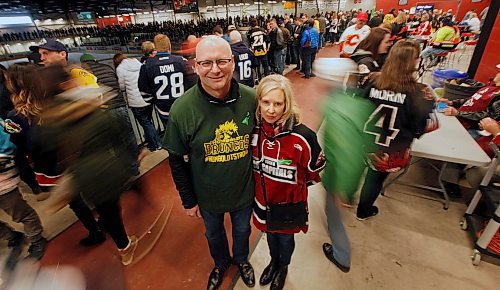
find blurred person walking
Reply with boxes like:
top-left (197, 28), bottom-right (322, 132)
top-left (36, 64), bottom-right (138, 265)
top-left (0, 117), bottom-right (47, 261)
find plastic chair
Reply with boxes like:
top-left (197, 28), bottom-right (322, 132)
top-left (435, 52), bottom-right (449, 68)
top-left (458, 39), bottom-right (478, 62)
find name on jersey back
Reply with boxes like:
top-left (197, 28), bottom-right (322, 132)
top-left (369, 88), bottom-right (407, 104)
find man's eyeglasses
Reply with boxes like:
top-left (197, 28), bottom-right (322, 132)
top-left (196, 58), bottom-right (232, 69)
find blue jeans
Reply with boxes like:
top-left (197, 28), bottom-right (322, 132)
top-left (200, 204), bottom-right (252, 269)
top-left (273, 48), bottom-right (286, 75)
top-left (131, 106), bottom-right (161, 151)
top-left (266, 232), bottom-right (295, 267)
top-left (325, 191), bottom-right (351, 268)
top-left (108, 106), bottom-right (139, 174)
top-left (255, 54), bottom-right (270, 79)
top-left (421, 47), bottom-right (448, 59)
top-left (319, 32), bottom-right (324, 48)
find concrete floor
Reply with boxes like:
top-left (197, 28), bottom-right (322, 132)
top-left (234, 174), bottom-right (500, 290)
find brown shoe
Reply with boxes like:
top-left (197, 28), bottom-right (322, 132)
top-left (119, 236), bottom-right (138, 266)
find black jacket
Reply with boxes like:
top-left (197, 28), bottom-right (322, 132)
top-left (350, 49), bottom-right (384, 74)
top-left (231, 41), bottom-right (257, 88)
top-left (81, 61), bottom-right (127, 109)
top-left (138, 52), bottom-right (196, 117)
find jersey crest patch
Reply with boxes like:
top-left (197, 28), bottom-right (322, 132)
top-left (4, 119), bottom-right (22, 133)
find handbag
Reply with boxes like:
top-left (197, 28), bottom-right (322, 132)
top-left (257, 127), bottom-right (308, 231)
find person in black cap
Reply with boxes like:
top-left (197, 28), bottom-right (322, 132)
top-left (30, 39), bottom-right (68, 67)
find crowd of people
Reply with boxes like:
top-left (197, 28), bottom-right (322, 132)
top-left (0, 4), bottom-right (497, 290)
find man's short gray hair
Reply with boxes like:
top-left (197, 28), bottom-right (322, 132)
top-left (229, 31), bottom-right (242, 44)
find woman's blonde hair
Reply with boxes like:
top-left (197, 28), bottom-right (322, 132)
top-left (395, 11), bottom-right (407, 24)
top-left (5, 63), bottom-right (45, 124)
top-left (141, 41), bottom-right (155, 55)
top-left (256, 74), bottom-right (302, 125)
top-left (374, 39), bottom-right (421, 93)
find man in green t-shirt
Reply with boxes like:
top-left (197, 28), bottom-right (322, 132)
top-left (163, 36), bottom-right (256, 290)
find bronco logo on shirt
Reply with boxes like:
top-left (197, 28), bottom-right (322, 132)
top-left (204, 120), bottom-right (250, 163)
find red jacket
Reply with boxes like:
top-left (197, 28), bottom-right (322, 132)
top-left (252, 119), bottom-right (325, 234)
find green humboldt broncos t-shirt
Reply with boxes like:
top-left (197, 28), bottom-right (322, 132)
top-left (163, 82), bottom-right (256, 213)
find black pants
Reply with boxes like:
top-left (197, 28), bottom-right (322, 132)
top-left (69, 196), bottom-right (129, 249)
top-left (302, 47), bottom-right (317, 77)
top-left (357, 168), bottom-right (390, 215)
top-left (266, 232), bottom-right (295, 267)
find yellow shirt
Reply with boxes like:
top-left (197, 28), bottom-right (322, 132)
top-left (70, 67), bottom-right (99, 88)
top-left (383, 14), bottom-right (395, 24)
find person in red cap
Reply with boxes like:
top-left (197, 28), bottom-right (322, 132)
top-left (339, 12), bottom-right (371, 57)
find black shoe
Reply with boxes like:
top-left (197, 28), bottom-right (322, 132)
top-left (27, 237), bottom-right (48, 260)
top-left (259, 260), bottom-right (279, 286)
top-left (207, 267), bottom-right (225, 290)
top-left (356, 206), bottom-right (379, 221)
top-left (238, 262), bottom-right (255, 287)
top-left (322, 243), bottom-right (350, 273)
top-left (270, 266), bottom-right (288, 290)
top-left (80, 230), bottom-right (106, 247)
top-left (302, 75), bottom-right (310, 79)
top-left (7, 231), bottom-right (25, 248)
top-left (311, 73), bottom-right (316, 77)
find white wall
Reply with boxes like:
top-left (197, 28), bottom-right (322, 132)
top-left (343, 0), bottom-right (376, 12)
top-left (133, 11), bottom-right (197, 23)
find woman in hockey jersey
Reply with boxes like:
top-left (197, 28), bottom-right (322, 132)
top-left (350, 27), bottom-right (392, 79)
top-left (356, 40), bottom-right (438, 220)
top-left (252, 75), bottom-right (325, 290)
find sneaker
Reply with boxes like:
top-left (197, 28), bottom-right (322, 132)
top-left (27, 237), bottom-right (48, 260)
top-left (356, 206), bottom-right (379, 221)
top-left (119, 235), bottom-right (138, 266)
top-left (80, 230), bottom-right (106, 247)
top-left (293, 67), bottom-right (300, 70)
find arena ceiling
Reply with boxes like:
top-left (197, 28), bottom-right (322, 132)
top-left (0, 0), bottom-right (174, 16)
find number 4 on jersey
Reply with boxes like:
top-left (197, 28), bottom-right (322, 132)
top-left (364, 105), bottom-right (400, 147)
